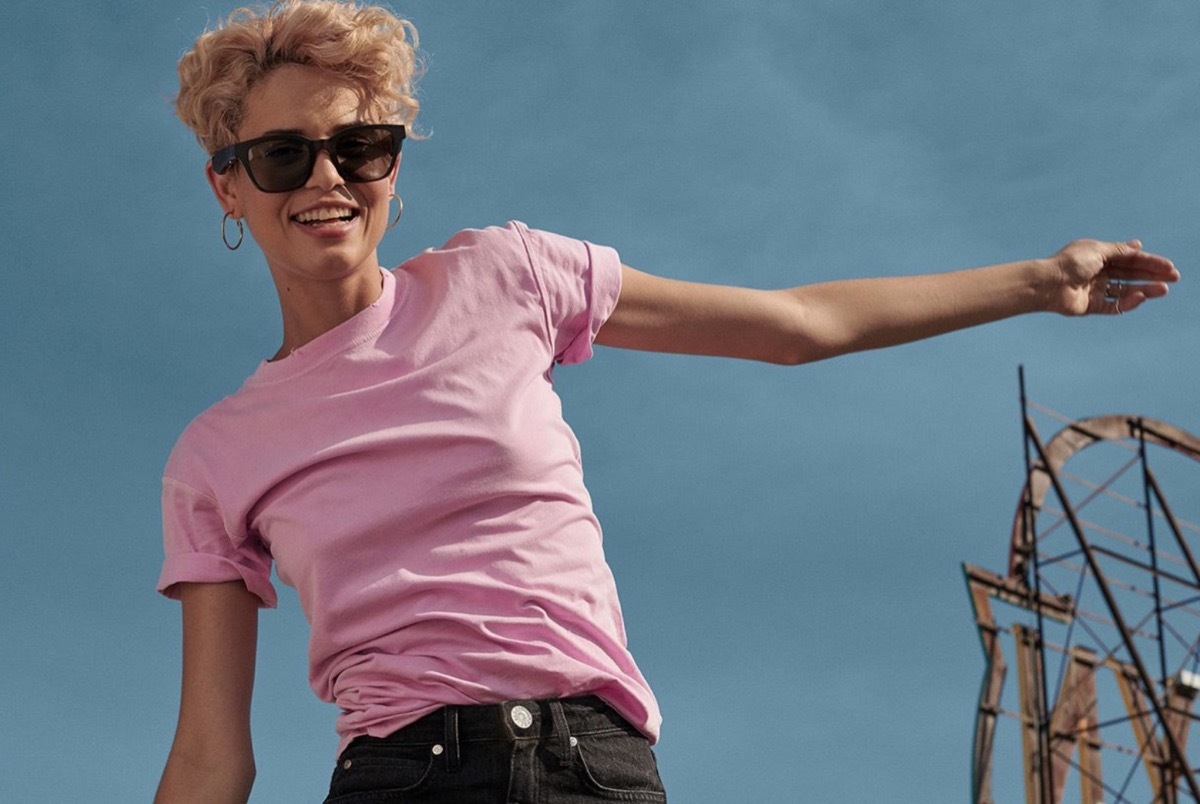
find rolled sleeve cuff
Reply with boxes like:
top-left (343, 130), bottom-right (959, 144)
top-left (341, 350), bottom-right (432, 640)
top-left (157, 552), bottom-right (278, 608)
top-left (556, 241), bottom-right (623, 366)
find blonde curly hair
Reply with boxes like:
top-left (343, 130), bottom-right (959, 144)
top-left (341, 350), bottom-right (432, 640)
top-left (176, 0), bottom-right (421, 154)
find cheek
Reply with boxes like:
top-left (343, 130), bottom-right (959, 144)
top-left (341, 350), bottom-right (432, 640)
top-left (243, 198), bottom-right (289, 234)
top-left (367, 185), bottom-right (398, 226)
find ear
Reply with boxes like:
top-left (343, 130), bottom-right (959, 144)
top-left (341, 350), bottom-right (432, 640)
top-left (206, 162), bottom-right (242, 217)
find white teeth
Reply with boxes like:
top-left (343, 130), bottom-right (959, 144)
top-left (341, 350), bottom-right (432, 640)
top-left (295, 207), bottom-right (354, 223)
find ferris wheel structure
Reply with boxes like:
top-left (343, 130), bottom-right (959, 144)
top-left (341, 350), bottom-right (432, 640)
top-left (964, 381), bottom-right (1199, 804)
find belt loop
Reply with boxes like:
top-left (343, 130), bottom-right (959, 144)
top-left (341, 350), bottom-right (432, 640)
top-left (548, 700), bottom-right (576, 769)
top-left (443, 706), bottom-right (462, 773)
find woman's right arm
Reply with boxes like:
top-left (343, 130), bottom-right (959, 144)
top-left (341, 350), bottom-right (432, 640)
top-left (155, 581), bottom-right (260, 804)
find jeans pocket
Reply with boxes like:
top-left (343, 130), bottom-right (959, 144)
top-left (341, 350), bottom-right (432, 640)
top-left (324, 743), bottom-right (436, 803)
top-left (575, 730), bottom-right (667, 802)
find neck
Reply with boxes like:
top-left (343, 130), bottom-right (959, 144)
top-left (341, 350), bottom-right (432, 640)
top-left (270, 266), bottom-right (386, 361)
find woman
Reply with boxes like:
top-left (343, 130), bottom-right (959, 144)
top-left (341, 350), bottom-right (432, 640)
top-left (154, 2), bottom-right (1178, 802)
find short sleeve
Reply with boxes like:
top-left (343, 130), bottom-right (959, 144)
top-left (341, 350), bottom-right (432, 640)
top-left (514, 223), bottom-right (623, 366)
top-left (157, 477), bottom-right (278, 608)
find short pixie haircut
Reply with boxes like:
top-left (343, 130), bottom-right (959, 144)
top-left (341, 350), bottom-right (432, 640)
top-left (176, 0), bottom-right (421, 154)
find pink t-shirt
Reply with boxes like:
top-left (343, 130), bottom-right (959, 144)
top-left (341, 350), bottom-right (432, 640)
top-left (157, 222), bottom-right (660, 754)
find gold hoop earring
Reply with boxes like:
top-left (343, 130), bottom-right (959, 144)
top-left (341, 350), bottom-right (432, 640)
top-left (387, 193), bottom-right (403, 230)
top-left (222, 212), bottom-right (244, 250)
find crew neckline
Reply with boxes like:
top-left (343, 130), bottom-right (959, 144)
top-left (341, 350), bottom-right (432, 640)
top-left (250, 268), bottom-right (401, 384)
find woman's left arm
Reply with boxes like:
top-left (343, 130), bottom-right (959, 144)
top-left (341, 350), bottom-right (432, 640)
top-left (595, 239), bottom-right (1179, 365)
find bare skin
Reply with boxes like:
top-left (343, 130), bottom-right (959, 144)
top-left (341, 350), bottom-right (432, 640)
top-left (205, 64), bottom-right (398, 362)
top-left (598, 239), bottom-right (1176, 364)
top-left (155, 582), bottom-right (258, 803)
top-left (158, 61), bottom-right (1179, 804)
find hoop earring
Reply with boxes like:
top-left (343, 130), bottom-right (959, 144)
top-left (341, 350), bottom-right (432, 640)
top-left (222, 212), bottom-right (244, 250)
top-left (387, 193), bottom-right (404, 230)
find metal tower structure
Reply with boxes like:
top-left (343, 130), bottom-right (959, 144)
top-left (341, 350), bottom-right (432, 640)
top-left (964, 381), bottom-right (1199, 803)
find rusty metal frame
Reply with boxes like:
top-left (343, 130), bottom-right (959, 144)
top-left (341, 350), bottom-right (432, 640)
top-left (965, 385), bottom-right (1199, 804)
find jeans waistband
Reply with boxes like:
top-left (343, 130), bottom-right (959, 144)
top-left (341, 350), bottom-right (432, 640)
top-left (344, 696), bottom-right (637, 773)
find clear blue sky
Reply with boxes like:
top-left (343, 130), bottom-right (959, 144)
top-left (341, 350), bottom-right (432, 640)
top-left (1, 2), bottom-right (1196, 801)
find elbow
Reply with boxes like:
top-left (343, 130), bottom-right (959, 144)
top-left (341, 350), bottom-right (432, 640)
top-left (760, 331), bottom-right (840, 367)
top-left (762, 348), bottom-right (811, 367)
top-left (156, 746), bottom-right (256, 803)
top-left (762, 291), bottom-right (843, 366)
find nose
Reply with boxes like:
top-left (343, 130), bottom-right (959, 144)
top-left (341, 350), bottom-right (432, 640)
top-left (306, 146), bottom-right (343, 190)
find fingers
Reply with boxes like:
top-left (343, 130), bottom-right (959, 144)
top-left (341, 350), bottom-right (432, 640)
top-left (1054, 237), bottom-right (1176, 317)
top-left (1102, 241), bottom-right (1179, 282)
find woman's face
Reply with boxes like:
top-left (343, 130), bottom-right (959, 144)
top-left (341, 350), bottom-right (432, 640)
top-left (208, 64), bottom-right (399, 291)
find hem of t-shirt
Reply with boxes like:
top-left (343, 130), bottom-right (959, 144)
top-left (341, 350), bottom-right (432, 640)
top-left (335, 700), bottom-right (446, 759)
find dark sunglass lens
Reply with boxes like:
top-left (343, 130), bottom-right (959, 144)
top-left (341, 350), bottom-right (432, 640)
top-left (334, 128), bottom-right (398, 182)
top-left (246, 138), bottom-right (311, 191)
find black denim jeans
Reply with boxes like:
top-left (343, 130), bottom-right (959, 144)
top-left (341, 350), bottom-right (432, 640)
top-left (323, 696), bottom-right (667, 803)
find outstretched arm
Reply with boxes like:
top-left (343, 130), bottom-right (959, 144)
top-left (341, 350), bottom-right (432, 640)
top-left (156, 581), bottom-right (259, 804)
top-left (595, 239), bottom-right (1178, 364)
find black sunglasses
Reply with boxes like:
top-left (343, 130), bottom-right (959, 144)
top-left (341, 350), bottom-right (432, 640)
top-left (211, 124), bottom-right (406, 193)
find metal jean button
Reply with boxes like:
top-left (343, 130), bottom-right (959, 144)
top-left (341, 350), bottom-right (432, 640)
top-left (509, 704), bottom-right (534, 729)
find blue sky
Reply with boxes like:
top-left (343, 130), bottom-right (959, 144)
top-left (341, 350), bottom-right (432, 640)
top-left (1, 2), bottom-right (1197, 801)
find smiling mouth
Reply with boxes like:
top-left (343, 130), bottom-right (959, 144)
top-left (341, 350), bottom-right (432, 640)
top-left (293, 207), bottom-right (358, 225)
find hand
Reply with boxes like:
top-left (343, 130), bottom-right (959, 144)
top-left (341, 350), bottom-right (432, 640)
top-left (1048, 239), bottom-right (1179, 316)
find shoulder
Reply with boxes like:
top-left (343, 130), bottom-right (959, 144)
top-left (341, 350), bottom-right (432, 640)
top-left (396, 222), bottom-right (560, 304)
top-left (406, 222), bottom-right (600, 269)
top-left (162, 381), bottom-right (259, 491)
top-left (410, 221), bottom-right (535, 265)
